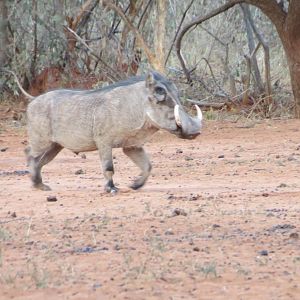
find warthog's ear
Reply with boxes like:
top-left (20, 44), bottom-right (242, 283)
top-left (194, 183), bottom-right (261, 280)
top-left (146, 71), bottom-right (156, 88)
top-left (146, 71), bottom-right (166, 102)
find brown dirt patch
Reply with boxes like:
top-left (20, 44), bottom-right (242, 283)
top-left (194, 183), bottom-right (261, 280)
top-left (1, 117), bottom-right (300, 299)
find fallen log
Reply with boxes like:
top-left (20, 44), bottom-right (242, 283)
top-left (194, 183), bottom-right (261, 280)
top-left (185, 98), bottom-right (228, 109)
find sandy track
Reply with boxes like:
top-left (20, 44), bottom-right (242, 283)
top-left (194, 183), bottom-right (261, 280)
top-left (0, 119), bottom-right (300, 299)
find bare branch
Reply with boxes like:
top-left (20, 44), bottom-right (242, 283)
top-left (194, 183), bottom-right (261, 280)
top-left (165, 0), bottom-right (195, 66)
top-left (64, 26), bottom-right (120, 82)
top-left (199, 25), bottom-right (227, 47)
top-left (201, 57), bottom-right (230, 98)
top-left (132, 0), bottom-right (153, 51)
top-left (108, 3), bottom-right (130, 38)
top-left (102, 0), bottom-right (157, 68)
top-left (245, 5), bottom-right (272, 103)
top-left (240, 4), bottom-right (264, 93)
top-left (137, 0), bottom-right (153, 29)
top-left (242, 55), bottom-right (251, 105)
top-left (71, 0), bottom-right (97, 30)
top-left (76, 0), bottom-right (99, 36)
top-left (175, 0), bottom-right (243, 83)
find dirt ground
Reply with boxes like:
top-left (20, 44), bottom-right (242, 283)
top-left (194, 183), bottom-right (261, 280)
top-left (1, 111), bottom-right (300, 299)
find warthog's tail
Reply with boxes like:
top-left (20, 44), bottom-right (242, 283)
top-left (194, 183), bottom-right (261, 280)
top-left (0, 68), bottom-right (34, 100)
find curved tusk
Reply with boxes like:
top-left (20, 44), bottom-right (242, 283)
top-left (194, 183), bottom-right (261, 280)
top-left (195, 105), bottom-right (203, 122)
top-left (174, 104), bottom-right (182, 127)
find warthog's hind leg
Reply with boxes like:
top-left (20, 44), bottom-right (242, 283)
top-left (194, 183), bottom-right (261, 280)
top-left (24, 146), bottom-right (31, 166)
top-left (26, 143), bottom-right (63, 191)
top-left (123, 146), bottom-right (152, 190)
top-left (98, 146), bottom-right (118, 194)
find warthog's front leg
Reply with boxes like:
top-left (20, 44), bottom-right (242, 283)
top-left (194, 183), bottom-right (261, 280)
top-left (98, 146), bottom-right (118, 194)
top-left (123, 146), bottom-right (152, 190)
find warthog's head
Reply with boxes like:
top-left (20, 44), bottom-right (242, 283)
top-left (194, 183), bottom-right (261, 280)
top-left (145, 71), bottom-right (202, 139)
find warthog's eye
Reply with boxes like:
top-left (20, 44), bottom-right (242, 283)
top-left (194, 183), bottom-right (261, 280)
top-left (154, 86), bottom-right (166, 95)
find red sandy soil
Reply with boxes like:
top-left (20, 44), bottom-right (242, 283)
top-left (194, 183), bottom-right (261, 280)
top-left (0, 110), bottom-right (300, 299)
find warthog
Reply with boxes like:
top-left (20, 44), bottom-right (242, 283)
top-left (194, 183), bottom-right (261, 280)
top-left (8, 70), bottom-right (203, 193)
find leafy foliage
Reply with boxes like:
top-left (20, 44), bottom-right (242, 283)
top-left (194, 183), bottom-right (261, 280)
top-left (0, 0), bottom-right (292, 117)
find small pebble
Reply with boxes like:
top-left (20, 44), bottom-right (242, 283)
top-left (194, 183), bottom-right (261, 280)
top-left (188, 194), bottom-right (200, 201)
top-left (114, 244), bottom-right (121, 251)
top-left (92, 283), bottom-right (101, 290)
top-left (184, 156), bottom-right (193, 161)
top-left (75, 169), bottom-right (84, 175)
top-left (165, 229), bottom-right (174, 235)
top-left (278, 183), bottom-right (288, 188)
top-left (167, 194), bottom-right (175, 200)
top-left (289, 232), bottom-right (299, 239)
top-left (171, 208), bottom-right (187, 217)
top-left (47, 196), bottom-right (58, 202)
top-left (258, 250), bottom-right (268, 256)
top-left (212, 224), bottom-right (221, 229)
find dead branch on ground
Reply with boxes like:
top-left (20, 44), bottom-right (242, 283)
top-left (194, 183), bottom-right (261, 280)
top-left (185, 98), bottom-right (228, 109)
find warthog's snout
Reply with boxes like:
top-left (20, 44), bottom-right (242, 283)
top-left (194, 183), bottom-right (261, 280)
top-left (174, 104), bottom-right (202, 139)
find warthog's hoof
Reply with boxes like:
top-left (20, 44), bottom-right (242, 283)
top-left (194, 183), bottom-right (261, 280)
top-left (105, 185), bottom-right (119, 194)
top-left (110, 188), bottom-right (118, 195)
top-left (130, 181), bottom-right (144, 190)
top-left (33, 183), bottom-right (51, 191)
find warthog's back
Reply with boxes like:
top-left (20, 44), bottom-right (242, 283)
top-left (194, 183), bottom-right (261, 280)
top-left (27, 81), bottom-right (148, 152)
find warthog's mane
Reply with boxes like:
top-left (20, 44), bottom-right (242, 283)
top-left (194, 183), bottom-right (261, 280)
top-left (86, 71), bottom-right (172, 94)
top-left (87, 75), bottom-right (146, 94)
top-left (52, 72), bottom-right (174, 96)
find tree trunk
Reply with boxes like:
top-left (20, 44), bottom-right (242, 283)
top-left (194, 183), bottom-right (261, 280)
top-left (244, 0), bottom-right (300, 117)
top-left (284, 48), bottom-right (300, 118)
top-left (281, 1), bottom-right (300, 118)
top-left (0, 0), bottom-right (9, 68)
top-left (154, 0), bottom-right (166, 73)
